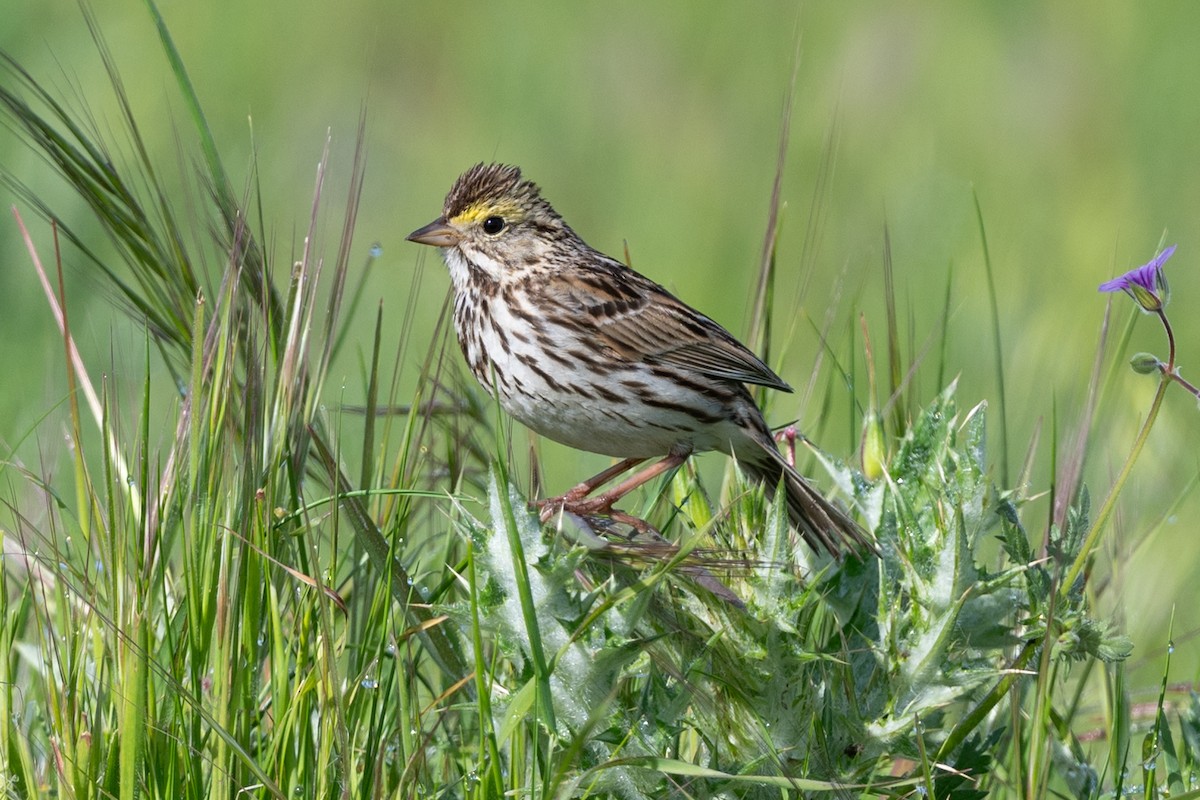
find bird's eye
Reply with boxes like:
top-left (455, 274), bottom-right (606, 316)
top-left (482, 216), bottom-right (506, 235)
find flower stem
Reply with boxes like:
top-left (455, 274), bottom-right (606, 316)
top-left (1159, 308), bottom-right (1176, 368)
top-left (1156, 309), bottom-right (1200, 398)
top-left (1170, 371), bottom-right (1200, 398)
top-left (1060, 372), bottom-right (1169, 595)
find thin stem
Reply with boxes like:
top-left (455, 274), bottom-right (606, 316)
top-left (1169, 371), bottom-right (1200, 397)
top-left (1158, 308), bottom-right (1176, 370)
top-left (1156, 310), bottom-right (1200, 397)
top-left (1060, 303), bottom-right (1180, 594)
top-left (1060, 373), bottom-right (1170, 595)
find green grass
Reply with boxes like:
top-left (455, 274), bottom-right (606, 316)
top-left (2, 4), bottom-right (1200, 799)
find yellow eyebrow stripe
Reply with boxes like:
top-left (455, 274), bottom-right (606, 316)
top-left (452, 200), bottom-right (524, 225)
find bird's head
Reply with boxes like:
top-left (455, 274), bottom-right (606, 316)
top-left (407, 163), bottom-right (575, 284)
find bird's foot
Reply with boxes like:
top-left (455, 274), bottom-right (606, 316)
top-left (540, 491), bottom-right (657, 534)
top-left (536, 451), bottom-right (688, 531)
top-left (536, 491), bottom-right (619, 524)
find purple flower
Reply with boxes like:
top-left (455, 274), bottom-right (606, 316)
top-left (1099, 245), bottom-right (1176, 311)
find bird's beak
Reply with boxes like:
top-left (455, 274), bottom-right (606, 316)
top-left (406, 218), bottom-right (462, 247)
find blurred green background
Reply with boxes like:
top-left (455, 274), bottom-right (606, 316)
top-left (3, 1), bottom-right (1198, 700)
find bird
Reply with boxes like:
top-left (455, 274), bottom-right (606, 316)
top-left (406, 163), bottom-right (872, 558)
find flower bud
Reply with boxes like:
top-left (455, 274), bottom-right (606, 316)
top-left (860, 411), bottom-right (886, 481)
top-left (1128, 283), bottom-right (1163, 312)
top-left (1129, 352), bottom-right (1162, 375)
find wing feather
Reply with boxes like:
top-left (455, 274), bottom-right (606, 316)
top-left (542, 259), bottom-right (792, 392)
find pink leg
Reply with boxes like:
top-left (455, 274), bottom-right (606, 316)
top-left (538, 457), bottom-right (646, 507)
top-left (539, 452), bottom-right (687, 522)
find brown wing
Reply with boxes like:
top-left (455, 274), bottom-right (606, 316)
top-left (542, 257), bottom-right (793, 392)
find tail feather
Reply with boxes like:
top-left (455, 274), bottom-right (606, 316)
top-left (738, 442), bottom-right (874, 559)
